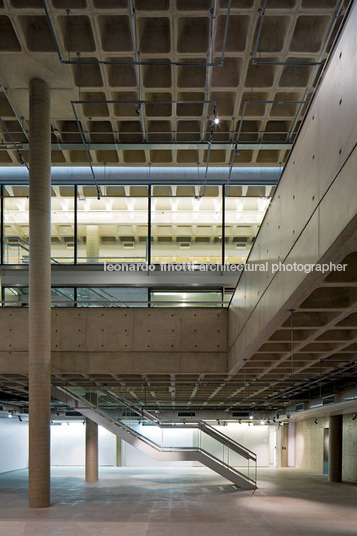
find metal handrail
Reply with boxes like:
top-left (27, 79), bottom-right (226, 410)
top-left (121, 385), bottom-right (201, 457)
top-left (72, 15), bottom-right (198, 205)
top-left (0, 300), bottom-right (226, 307)
top-left (197, 421), bottom-right (257, 462)
top-left (68, 385), bottom-right (257, 464)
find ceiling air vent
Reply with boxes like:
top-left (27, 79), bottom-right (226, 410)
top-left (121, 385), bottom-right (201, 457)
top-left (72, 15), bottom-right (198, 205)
top-left (179, 242), bottom-right (191, 249)
top-left (177, 411), bottom-right (196, 417)
top-left (123, 242), bottom-right (134, 249)
top-left (295, 403), bottom-right (305, 412)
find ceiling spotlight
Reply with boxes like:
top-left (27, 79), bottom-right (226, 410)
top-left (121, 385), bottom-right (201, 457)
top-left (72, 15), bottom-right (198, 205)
top-left (314, 419), bottom-right (318, 425)
top-left (18, 415), bottom-right (22, 422)
top-left (287, 414), bottom-right (291, 419)
top-left (352, 414), bottom-right (357, 421)
top-left (249, 414), bottom-right (253, 420)
top-left (8, 410), bottom-right (13, 419)
top-left (214, 116), bottom-right (220, 125)
top-left (260, 419), bottom-right (265, 425)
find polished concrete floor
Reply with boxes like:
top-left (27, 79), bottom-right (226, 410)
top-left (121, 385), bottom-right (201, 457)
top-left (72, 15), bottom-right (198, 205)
top-left (0, 466), bottom-right (356, 535)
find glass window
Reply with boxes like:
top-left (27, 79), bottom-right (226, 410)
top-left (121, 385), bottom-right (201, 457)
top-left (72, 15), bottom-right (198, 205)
top-left (151, 185), bottom-right (222, 264)
top-left (2, 287), bottom-right (74, 307)
top-left (225, 185), bottom-right (271, 264)
top-left (51, 186), bottom-right (75, 264)
top-left (51, 288), bottom-right (75, 306)
top-left (3, 185), bottom-right (75, 265)
top-left (77, 287), bottom-right (148, 307)
top-left (150, 290), bottom-right (223, 307)
top-left (76, 185), bottom-right (148, 264)
top-left (3, 185), bottom-right (29, 264)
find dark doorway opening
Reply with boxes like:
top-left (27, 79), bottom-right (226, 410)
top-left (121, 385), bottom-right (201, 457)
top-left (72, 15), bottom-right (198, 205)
top-left (323, 428), bottom-right (329, 475)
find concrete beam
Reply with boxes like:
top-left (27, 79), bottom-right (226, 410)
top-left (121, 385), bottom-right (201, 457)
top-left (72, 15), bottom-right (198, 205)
top-left (0, 266), bottom-right (240, 290)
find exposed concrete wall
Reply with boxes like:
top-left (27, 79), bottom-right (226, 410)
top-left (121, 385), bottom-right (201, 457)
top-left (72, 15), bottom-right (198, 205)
top-left (342, 416), bottom-right (357, 483)
top-left (0, 308), bottom-right (227, 375)
top-left (295, 415), bottom-right (357, 483)
top-left (228, 3), bottom-right (357, 373)
top-left (295, 417), bottom-right (328, 474)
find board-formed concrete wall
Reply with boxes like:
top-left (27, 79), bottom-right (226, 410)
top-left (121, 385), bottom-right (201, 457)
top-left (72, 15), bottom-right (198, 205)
top-left (295, 415), bottom-right (357, 482)
top-left (0, 307), bottom-right (228, 375)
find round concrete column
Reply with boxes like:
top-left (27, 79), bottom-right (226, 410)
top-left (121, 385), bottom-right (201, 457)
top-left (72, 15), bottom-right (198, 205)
top-left (85, 418), bottom-right (98, 482)
top-left (328, 415), bottom-right (343, 482)
top-left (86, 225), bottom-right (99, 262)
top-left (28, 78), bottom-right (51, 508)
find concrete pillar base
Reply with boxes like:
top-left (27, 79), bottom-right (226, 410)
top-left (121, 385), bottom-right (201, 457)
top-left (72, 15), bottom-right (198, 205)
top-left (85, 418), bottom-right (98, 483)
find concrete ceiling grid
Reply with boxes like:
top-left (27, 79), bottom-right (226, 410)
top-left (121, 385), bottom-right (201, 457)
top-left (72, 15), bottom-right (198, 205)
top-left (0, 0), bottom-right (348, 169)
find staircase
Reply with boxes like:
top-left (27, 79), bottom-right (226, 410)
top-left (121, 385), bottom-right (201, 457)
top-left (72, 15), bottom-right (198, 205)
top-left (52, 385), bottom-right (257, 490)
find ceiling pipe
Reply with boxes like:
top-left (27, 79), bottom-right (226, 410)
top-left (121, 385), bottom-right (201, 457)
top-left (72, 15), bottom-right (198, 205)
top-left (250, 0), bottom-right (326, 66)
top-left (267, 361), bottom-right (357, 402)
top-left (41, 0), bottom-right (232, 68)
top-left (0, 81), bottom-right (28, 141)
top-left (201, 2), bottom-right (217, 141)
top-left (0, 118), bottom-right (29, 170)
top-left (0, 165), bottom-right (281, 184)
top-left (129, 0), bottom-right (146, 142)
top-left (287, 0), bottom-right (347, 141)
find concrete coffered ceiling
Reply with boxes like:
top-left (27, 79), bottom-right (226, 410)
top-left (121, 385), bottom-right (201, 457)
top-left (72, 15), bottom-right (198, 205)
top-left (0, 0), bottom-right (350, 168)
top-left (0, 0), bottom-right (355, 418)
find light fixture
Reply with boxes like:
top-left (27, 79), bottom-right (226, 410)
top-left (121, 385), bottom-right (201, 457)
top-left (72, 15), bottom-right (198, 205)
top-left (8, 410), bottom-right (13, 419)
top-left (249, 414), bottom-right (253, 420)
top-left (214, 116), bottom-right (220, 125)
top-left (314, 419), bottom-right (318, 425)
top-left (260, 419), bottom-right (265, 425)
top-left (18, 415), bottom-right (22, 422)
top-left (352, 413), bottom-right (357, 421)
top-left (287, 414), bottom-right (291, 419)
